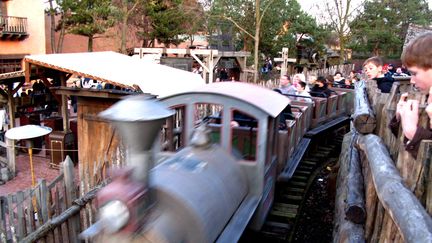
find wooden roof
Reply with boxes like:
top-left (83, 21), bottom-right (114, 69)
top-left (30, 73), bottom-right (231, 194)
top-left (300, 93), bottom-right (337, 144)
top-left (24, 51), bottom-right (205, 98)
top-left (0, 71), bottom-right (25, 84)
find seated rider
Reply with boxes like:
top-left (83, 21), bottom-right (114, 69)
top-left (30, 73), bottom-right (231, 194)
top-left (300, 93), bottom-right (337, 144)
top-left (310, 76), bottom-right (333, 98)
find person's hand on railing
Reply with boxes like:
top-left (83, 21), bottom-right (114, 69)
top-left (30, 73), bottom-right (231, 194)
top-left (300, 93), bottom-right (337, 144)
top-left (400, 99), bottom-right (419, 140)
top-left (396, 93), bottom-right (409, 121)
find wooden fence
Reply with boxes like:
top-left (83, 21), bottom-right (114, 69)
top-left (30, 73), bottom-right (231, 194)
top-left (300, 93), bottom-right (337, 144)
top-left (253, 64), bottom-right (356, 88)
top-left (0, 147), bottom-right (125, 243)
top-left (335, 78), bottom-right (432, 242)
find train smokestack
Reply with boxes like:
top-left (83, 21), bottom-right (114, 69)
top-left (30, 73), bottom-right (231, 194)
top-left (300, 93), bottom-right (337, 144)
top-left (99, 95), bottom-right (174, 185)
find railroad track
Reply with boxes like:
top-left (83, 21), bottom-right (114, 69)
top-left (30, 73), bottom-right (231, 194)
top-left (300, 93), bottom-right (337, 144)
top-left (240, 132), bottom-right (345, 242)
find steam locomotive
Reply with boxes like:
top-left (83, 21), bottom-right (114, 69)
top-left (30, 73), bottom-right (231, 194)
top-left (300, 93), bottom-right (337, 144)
top-left (81, 82), bottom-right (352, 242)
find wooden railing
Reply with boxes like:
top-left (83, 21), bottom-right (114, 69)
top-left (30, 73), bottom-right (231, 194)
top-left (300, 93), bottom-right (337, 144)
top-left (0, 16), bottom-right (28, 34)
top-left (334, 79), bottom-right (432, 242)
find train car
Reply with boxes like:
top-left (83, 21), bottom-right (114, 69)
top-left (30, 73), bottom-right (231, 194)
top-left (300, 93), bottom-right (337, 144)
top-left (82, 82), bottom-right (353, 242)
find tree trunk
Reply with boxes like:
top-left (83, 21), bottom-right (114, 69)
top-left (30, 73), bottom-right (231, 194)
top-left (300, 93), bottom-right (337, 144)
top-left (345, 141), bottom-right (366, 224)
top-left (353, 80), bottom-right (376, 134)
top-left (88, 36), bottom-right (93, 52)
top-left (189, 34), bottom-right (194, 46)
top-left (339, 35), bottom-right (345, 64)
top-left (333, 131), bottom-right (365, 243)
top-left (56, 17), bottom-right (66, 53)
top-left (120, 0), bottom-right (128, 54)
top-left (253, 0), bottom-right (260, 83)
top-left (48, 0), bottom-right (56, 54)
top-left (357, 134), bottom-right (432, 243)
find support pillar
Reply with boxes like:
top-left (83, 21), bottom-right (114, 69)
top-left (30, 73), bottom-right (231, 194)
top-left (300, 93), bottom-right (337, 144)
top-left (60, 74), bottom-right (70, 132)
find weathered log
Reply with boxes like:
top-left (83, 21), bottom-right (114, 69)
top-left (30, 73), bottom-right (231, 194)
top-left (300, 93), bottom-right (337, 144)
top-left (357, 134), bottom-right (432, 243)
top-left (353, 81), bottom-right (376, 134)
top-left (21, 184), bottom-right (102, 243)
top-left (345, 144), bottom-right (366, 224)
top-left (333, 132), bottom-right (365, 243)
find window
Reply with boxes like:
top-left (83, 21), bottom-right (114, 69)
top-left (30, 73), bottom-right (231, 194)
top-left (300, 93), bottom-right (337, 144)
top-left (0, 58), bottom-right (22, 74)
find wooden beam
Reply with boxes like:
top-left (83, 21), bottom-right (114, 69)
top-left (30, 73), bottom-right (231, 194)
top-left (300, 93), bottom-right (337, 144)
top-left (60, 74), bottom-right (69, 132)
top-left (353, 81), bottom-right (376, 134)
top-left (12, 81), bottom-right (24, 95)
top-left (6, 83), bottom-right (16, 174)
top-left (134, 48), bottom-right (220, 56)
top-left (0, 88), bottom-right (8, 99)
top-left (191, 53), bottom-right (210, 73)
top-left (345, 136), bottom-right (366, 224)
top-left (24, 62), bottom-right (30, 84)
top-left (209, 51), bottom-right (214, 83)
top-left (357, 134), bottom-right (432, 242)
top-left (333, 131), bottom-right (365, 242)
top-left (7, 83), bottom-right (15, 129)
top-left (40, 77), bottom-right (61, 103)
top-left (235, 57), bottom-right (245, 71)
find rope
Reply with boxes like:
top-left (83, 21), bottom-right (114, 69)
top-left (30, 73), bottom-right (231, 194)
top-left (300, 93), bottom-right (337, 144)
top-left (0, 144), bottom-right (79, 152)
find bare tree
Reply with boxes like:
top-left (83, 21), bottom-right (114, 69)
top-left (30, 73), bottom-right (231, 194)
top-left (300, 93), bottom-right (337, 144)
top-left (212, 0), bottom-right (276, 83)
top-left (322, 0), bottom-right (364, 63)
top-left (113, 0), bottom-right (142, 54)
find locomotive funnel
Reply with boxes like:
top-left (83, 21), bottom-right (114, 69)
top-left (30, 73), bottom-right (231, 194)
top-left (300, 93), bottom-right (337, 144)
top-left (99, 95), bottom-right (174, 184)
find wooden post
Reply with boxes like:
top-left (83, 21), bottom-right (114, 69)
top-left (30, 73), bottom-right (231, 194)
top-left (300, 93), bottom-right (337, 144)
top-left (202, 56), bottom-right (208, 83)
top-left (357, 134), bottom-right (432, 242)
top-left (209, 51), bottom-right (214, 83)
top-left (6, 138), bottom-right (15, 176)
top-left (7, 83), bottom-right (15, 129)
top-left (353, 81), bottom-right (376, 134)
top-left (6, 82), bottom-right (16, 175)
top-left (333, 131), bottom-right (365, 242)
top-left (63, 156), bottom-right (78, 243)
top-left (60, 74), bottom-right (69, 132)
top-left (16, 191), bottom-right (25, 240)
top-left (39, 180), bottom-right (49, 224)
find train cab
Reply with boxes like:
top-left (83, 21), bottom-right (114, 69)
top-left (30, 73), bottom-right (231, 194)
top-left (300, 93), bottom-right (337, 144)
top-left (159, 82), bottom-right (291, 231)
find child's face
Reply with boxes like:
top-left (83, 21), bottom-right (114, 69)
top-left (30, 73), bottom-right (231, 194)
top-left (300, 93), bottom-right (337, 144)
top-left (364, 63), bottom-right (382, 79)
top-left (408, 65), bottom-right (432, 93)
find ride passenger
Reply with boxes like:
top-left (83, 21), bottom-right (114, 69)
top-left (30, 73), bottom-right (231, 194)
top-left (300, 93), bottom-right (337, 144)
top-left (310, 76), bottom-right (333, 98)
top-left (363, 56), bottom-right (394, 93)
top-left (393, 67), bottom-right (409, 77)
top-left (295, 81), bottom-right (312, 102)
top-left (389, 32), bottom-right (432, 158)
top-left (293, 73), bottom-right (307, 91)
top-left (278, 75), bottom-right (296, 95)
top-left (333, 71), bottom-right (345, 87)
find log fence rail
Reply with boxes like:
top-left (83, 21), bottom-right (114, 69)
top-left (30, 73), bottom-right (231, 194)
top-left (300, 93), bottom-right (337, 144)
top-left (334, 77), bottom-right (432, 243)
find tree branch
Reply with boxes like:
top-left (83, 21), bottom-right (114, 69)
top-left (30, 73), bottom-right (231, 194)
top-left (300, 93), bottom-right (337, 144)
top-left (127, 0), bottom-right (141, 16)
top-left (210, 15), bottom-right (256, 40)
top-left (258, 0), bottom-right (276, 27)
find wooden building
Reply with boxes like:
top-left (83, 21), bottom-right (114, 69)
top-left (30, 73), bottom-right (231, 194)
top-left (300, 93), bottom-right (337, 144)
top-left (21, 51), bottom-right (205, 170)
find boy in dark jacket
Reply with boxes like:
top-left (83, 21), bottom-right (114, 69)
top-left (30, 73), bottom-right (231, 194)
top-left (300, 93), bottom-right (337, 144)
top-left (363, 56), bottom-right (394, 93)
